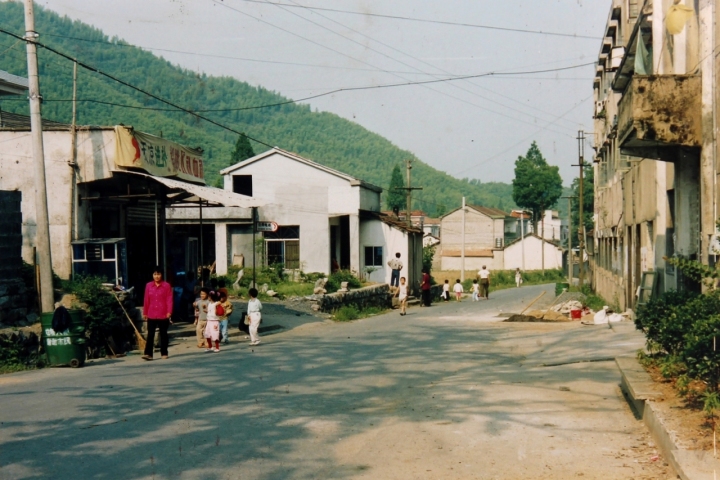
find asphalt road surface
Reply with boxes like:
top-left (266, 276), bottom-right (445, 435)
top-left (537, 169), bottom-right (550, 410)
top-left (0, 284), bottom-right (675, 479)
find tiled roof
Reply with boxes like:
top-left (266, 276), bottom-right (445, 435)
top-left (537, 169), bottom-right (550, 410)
top-left (469, 205), bottom-right (509, 219)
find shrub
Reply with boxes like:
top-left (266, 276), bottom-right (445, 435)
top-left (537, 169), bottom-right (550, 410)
top-left (326, 270), bottom-right (362, 293)
top-left (334, 305), bottom-right (360, 321)
top-left (683, 314), bottom-right (720, 391)
top-left (68, 276), bottom-right (125, 356)
top-left (636, 290), bottom-right (702, 355)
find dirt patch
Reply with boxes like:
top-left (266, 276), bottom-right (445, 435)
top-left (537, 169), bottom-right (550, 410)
top-left (644, 363), bottom-right (715, 452)
top-left (504, 313), bottom-right (571, 323)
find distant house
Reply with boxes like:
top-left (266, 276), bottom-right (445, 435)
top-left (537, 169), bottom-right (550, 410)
top-left (503, 234), bottom-right (563, 271)
top-left (439, 205), bottom-right (513, 270)
top-left (205, 148), bottom-right (423, 289)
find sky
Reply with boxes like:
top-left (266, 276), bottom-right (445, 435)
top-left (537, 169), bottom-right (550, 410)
top-left (37, 0), bottom-right (609, 186)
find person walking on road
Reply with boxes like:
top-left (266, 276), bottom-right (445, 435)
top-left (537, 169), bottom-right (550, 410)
top-left (204, 290), bottom-right (222, 352)
top-left (218, 289), bottom-right (233, 345)
top-left (515, 268), bottom-right (523, 288)
top-left (471, 279), bottom-right (480, 301)
top-left (395, 277), bottom-right (408, 316)
top-left (388, 252), bottom-right (403, 288)
top-left (142, 267), bottom-right (174, 361)
top-left (247, 288), bottom-right (263, 346)
top-left (420, 269), bottom-right (432, 307)
top-left (193, 288), bottom-right (209, 348)
top-left (478, 266), bottom-right (491, 300)
top-left (453, 279), bottom-right (464, 301)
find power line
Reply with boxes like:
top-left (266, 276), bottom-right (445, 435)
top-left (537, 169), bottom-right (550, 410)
top-left (0, 27), bottom-right (276, 148)
top-left (234, 0), bottom-right (601, 40)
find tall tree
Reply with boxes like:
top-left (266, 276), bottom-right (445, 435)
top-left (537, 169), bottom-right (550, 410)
top-left (512, 142), bottom-right (563, 232)
top-left (386, 165), bottom-right (407, 212)
top-left (229, 133), bottom-right (256, 166)
top-left (570, 165), bottom-right (594, 248)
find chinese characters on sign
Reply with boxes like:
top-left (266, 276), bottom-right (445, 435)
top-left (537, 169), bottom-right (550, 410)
top-left (114, 126), bottom-right (205, 184)
top-left (44, 329), bottom-right (72, 346)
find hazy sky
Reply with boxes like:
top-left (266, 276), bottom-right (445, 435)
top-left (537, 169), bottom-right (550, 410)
top-left (37, 0), bottom-right (609, 185)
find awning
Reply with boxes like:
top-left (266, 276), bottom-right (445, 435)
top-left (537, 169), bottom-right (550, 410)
top-left (118, 170), bottom-right (266, 208)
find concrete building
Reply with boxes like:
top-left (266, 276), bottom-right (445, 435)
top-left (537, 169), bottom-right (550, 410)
top-left (592, 0), bottom-right (716, 309)
top-left (439, 205), bottom-right (511, 271)
top-left (215, 148), bottom-right (423, 289)
top-left (503, 234), bottom-right (564, 271)
top-left (0, 121), bottom-right (259, 295)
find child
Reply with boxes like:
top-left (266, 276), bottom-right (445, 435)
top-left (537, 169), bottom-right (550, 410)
top-left (204, 290), bottom-right (222, 352)
top-left (247, 287), bottom-right (263, 346)
top-left (472, 279), bottom-right (480, 301)
top-left (218, 289), bottom-right (233, 345)
top-left (515, 268), bottom-right (523, 288)
top-left (442, 279), bottom-right (450, 302)
top-left (193, 288), bottom-right (209, 348)
top-left (453, 279), bottom-right (464, 301)
top-left (395, 277), bottom-right (408, 316)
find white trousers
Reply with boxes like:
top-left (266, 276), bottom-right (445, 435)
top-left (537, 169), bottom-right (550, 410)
top-left (249, 312), bottom-right (261, 343)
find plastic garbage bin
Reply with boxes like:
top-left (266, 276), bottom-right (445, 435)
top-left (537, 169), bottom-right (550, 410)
top-left (41, 310), bottom-right (87, 368)
top-left (555, 282), bottom-right (570, 297)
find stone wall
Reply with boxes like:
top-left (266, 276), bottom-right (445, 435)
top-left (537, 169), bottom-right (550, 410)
top-left (0, 191), bottom-right (31, 326)
top-left (318, 284), bottom-right (392, 312)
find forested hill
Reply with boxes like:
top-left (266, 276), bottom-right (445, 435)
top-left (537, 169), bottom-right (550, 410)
top-left (0, 1), bottom-right (518, 215)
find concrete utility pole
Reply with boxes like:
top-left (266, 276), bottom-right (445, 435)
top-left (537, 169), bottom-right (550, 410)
top-left (575, 130), bottom-right (587, 289)
top-left (24, 0), bottom-right (54, 313)
top-left (461, 197), bottom-right (466, 282)
top-left (562, 196), bottom-right (577, 284)
top-left (520, 210), bottom-right (525, 271)
top-left (393, 160), bottom-right (423, 227)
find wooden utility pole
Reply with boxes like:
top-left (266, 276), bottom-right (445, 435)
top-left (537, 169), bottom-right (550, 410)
top-left (574, 130), bottom-right (587, 289)
top-left (24, 0), bottom-right (54, 313)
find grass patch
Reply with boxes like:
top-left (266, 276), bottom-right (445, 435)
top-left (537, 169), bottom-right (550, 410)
top-left (333, 305), bottom-right (387, 322)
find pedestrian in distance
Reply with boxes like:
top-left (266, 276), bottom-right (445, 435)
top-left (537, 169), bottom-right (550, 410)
top-left (218, 289), bottom-right (233, 345)
top-left (478, 265), bottom-right (491, 300)
top-left (204, 290), bottom-right (222, 352)
top-left (442, 279), bottom-right (450, 302)
top-left (388, 252), bottom-right (403, 288)
top-left (453, 279), bottom-right (464, 301)
top-left (472, 279), bottom-right (480, 301)
top-left (515, 268), bottom-right (523, 288)
top-left (395, 276), bottom-right (408, 316)
top-left (142, 266), bottom-right (173, 361)
top-left (247, 287), bottom-right (263, 346)
top-left (193, 288), bottom-right (210, 348)
top-left (420, 269), bottom-right (432, 307)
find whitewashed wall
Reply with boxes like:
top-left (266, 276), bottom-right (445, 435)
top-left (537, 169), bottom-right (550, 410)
top-left (359, 219), bottom-right (410, 284)
top-left (503, 236), bottom-right (563, 270)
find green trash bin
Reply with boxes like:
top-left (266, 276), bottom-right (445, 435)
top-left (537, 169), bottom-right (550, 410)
top-left (41, 310), bottom-right (87, 368)
top-left (555, 282), bottom-right (570, 297)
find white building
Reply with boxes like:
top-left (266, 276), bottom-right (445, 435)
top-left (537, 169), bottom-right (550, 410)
top-left (215, 148), bottom-right (423, 289)
top-left (503, 234), bottom-right (564, 271)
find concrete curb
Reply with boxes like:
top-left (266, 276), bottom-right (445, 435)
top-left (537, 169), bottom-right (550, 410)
top-left (616, 356), bottom-right (720, 480)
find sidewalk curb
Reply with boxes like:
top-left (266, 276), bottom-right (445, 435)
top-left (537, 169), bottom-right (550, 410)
top-left (616, 356), bottom-right (720, 480)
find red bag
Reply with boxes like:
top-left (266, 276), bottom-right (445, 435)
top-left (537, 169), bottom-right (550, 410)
top-left (216, 303), bottom-right (225, 317)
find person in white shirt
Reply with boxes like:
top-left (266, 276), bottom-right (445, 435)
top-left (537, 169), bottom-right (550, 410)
top-left (247, 287), bottom-right (263, 346)
top-left (477, 266), bottom-right (491, 299)
top-left (395, 277), bottom-right (408, 316)
top-left (387, 252), bottom-right (403, 288)
top-left (471, 279), bottom-right (480, 301)
top-left (453, 279), bottom-right (464, 301)
top-left (442, 279), bottom-right (450, 302)
top-left (515, 268), bottom-right (523, 288)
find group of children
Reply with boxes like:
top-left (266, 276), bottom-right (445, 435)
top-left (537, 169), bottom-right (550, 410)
top-left (193, 287), bottom-right (263, 352)
top-left (441, 279), bottom-right (488, 302)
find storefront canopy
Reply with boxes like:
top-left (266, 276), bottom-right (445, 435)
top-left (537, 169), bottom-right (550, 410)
top-left (117, 170), bottom-right (266, 208)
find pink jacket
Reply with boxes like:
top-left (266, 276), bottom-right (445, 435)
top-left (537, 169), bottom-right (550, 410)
top-left (143, 281), bottom-right (173, 320)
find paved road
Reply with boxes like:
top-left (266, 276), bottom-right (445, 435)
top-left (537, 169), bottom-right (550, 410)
top-left (0, 285), bottom-right (674, 479)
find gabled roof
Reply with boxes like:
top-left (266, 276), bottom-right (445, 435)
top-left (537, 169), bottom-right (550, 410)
top-left (504, 233), bottom-right (562, 249)
top-left (360, 210), bottom-right (423, 234)
top-left (440, 204), bottom-right (510, 220)
top-left (219, 147), bottom-right (382, 193)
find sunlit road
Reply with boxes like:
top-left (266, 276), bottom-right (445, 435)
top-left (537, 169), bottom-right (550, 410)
top-left (0, 284), bottom-right (673, 479)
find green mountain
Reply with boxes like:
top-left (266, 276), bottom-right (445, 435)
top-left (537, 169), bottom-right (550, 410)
top-left (0, 1), bottom-right (520, 216)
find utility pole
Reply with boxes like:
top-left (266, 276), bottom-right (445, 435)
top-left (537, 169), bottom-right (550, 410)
top-left (24, 0), bottom-right (54, 313)
top-left (562, 196), bottom-right (577, 284)
top-left (461, 197), bottom-right (466, 282)
top-left (393, 159), bottom-right (423, 227)
top-left (574, 130), bottom-right (587, 289)
top-left (520, 209), bottom-right (525, 271)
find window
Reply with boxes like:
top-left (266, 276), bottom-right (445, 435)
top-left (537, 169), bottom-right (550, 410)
top-left (364, 246), bottom-right (383, 267)
top-left (232, 175), bottom-right (253, 196)
top-left (264, 226), bottom-right (300, 269)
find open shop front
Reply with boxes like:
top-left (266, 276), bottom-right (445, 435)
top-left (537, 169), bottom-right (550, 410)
top-left (75, 170), bottom-right (262, 315)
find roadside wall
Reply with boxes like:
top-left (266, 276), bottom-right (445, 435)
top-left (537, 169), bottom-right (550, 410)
top-left (319, 284), bottom-right (392, 312)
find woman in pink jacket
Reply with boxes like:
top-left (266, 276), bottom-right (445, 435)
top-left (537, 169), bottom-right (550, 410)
top-left (142, 267), bottom-right (174, 360)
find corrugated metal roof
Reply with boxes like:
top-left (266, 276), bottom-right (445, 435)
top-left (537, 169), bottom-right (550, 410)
top-left (0, 110), bottom-right (69, 129)
top-left (0, 70), bottom-right (28, 96)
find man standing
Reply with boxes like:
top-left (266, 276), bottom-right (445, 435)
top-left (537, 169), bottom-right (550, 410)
top-left (388, 252), bottom-right (403, 288)
top-left (478, 265), bottom-right (491, 300)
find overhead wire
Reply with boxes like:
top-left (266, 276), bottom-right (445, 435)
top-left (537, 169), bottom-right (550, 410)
top-left (235, 0), bottom-right (601, 40)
